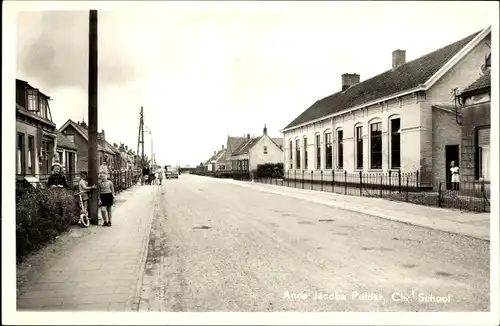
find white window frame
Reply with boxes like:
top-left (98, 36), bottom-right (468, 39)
top-left (368, 118), bottom-right (383, 170)
top-left (389, 115), bottom-right (401, 170)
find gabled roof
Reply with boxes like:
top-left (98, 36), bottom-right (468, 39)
top-left (284, 28), bottom-right (486, 130)
top-left (461, 70), bottom-right (491, 97)
top-left (56, 132), bottom-right (77, 151)
top-left (215, 150), bottom-right (227, 163)
top-left (233, 137), bottom-right (261, 155)
top-left (59, 119), bottom-right (105, 151)
top-left (228, 136), bottom-right (248, 153)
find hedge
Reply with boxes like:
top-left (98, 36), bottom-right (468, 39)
top-left (16, 187), bottom-right (80, 262)
top-left (254, 163), bottom-right (284, 178)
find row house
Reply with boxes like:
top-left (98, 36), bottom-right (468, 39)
top-left (226, 125), bottom-right (284, 172)
top-left (55, 132), bottom-right (78, 185)
top-left (15, 79), bottom-right (58, 183)
top-left (282, 27), bottom-right (491, 187)
top-left (205, 146), bottom-right (227, 172)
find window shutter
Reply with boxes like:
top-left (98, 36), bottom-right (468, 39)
top-left (478, 128), bottom-right (490, 147)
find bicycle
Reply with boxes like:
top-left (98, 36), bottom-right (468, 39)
top-left (74, 191), bottom-right (90, 227)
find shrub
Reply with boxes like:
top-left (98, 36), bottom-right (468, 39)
top-left (16, 187), bottom-right (80, 262)
top-left (255, 163), bottom-right (284, 178)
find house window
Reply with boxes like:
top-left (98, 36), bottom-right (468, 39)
top-left (390, 118), bottom-right (401, 169)
top-left (370, 122), bottom-right (382, 169)
top-left (17, 133), bottom-right (25, 174)
top-left (41, 140), bottom-right (51, 174)
top-left (67, 134), bottom-right (75, 143)
top-left (304, 137), bottom-right (308, 170)
top-left (337, 130), bottom-right (343, 169)
top-left (59, 151), bottom-right (63, 165)
top-left (289, 140), bottom-right (293, 169)
top-left (477, 127), bottom-right (490, 180)
top-left (263, 146), bottom-right (268, 154)
top-left (295, 139), bottom-right (301, 170)
top-left (38, 97), bottom-right (48, 119)
top-left (325, 133), bottom-right (333, 169)
top-left (27, 89), bottom-right (38, 112)
top-left (28, 136), bottom-right (34, 174)
top-left (315, 134), bottom-right (321, 169)
top-left (356, 126), bottom-right (363, 169)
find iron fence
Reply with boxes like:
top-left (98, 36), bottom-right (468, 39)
top-left (251, 170), bottom-right (489, 213)
top-left (16, 170), bottom-right (141, 194)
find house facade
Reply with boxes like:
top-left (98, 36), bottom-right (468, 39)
top-left (59, 120), bottom-right (106, 173)
top-left (229, 125), bottom-right (284, 172)
top-left (282, 27), bottom-right (491, 187)
top-left (459, 66), bottom-right (491, 183)
top-left (15, 79), bottom-right (58, 182)
top-left (55, 132), bottom-right (78, 185)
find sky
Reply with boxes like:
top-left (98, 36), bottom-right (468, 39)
top-left (14, 1), bottom-right (496, 167)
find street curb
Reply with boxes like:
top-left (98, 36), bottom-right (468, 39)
top-left (126, 186), bottom-right (159, 311)
top-left (203, 176), bottom-right (490, 242)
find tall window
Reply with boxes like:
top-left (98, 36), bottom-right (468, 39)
top-left (28, 136), bottom-right (34, 174)
top-left (39, 98), bottom-right (48, 119)
top-left (17, 133), bottom-right (25, 174)
top-left (356, 126), bottom-right (363, 169)
top-left (304, 137), bottom-right (308, 170)
top-left (325, 133), bottom-right (333, 169)
top-left (41, 140), bottom-right (50, 174)
top-left (295, 139), bottom-right (301, 169)
top-left (289, 140), bottom-right (293, 169)
top-left (315, 134), bottom-right (321, 169)
top-left (390, 118), bottom-right (401, 169)
top-left (370, 122), bottom-right (382, 169)
top-left (477, 127), bottom-right (490, 180)
top-left (27, 89), bottom-right (38, 112)
top-left (337, 130), bottom-right (343, 169)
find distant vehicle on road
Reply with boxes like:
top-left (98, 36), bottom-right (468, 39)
top-left (165, 166), bottom-right (179, 179)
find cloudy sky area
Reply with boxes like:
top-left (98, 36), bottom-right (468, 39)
top-left (15, 1), bottom-right (495, 166)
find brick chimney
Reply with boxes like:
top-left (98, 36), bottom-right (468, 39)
top-left (263, 124), bottom-right (267, 135)
top-left (125, 145), bottom-right (128, 151)
top-left (247, 134), bottom-right (250, 140)
top-left (392, 50), bottom-right (406, 69)
top-left (341, 73), bottom-right (360, 92)
top-left (222, 145), bottom-right (224, 149)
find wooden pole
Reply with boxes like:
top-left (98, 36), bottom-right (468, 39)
top-left (88, 10), bottom-right (99, 225)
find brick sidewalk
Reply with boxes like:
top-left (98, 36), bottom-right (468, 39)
top-left (205, 176), bottom-right (490, 241)
top-left (16, 185), bottom-right (159, 311)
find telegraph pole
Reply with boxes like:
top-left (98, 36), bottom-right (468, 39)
top-left (88, 10), bottom-right (99, 225)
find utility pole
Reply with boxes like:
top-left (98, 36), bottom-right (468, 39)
top-left (88, 10), bottom-right (99, 225)
top-left (136, 106), bottom-right (144, 167)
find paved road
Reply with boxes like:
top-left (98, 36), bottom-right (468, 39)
top-left (137, 175), bottom-right (489, 312)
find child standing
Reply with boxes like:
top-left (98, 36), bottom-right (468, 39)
top-left (78, 171), bottom-right (97, 214)
top-left (98, 173), bottom-right (115, 227)
top-left (450, 161), bottom-right (460, 191)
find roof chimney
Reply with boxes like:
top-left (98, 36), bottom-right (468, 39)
top-left (125, 145), bottom-right (128, 151)
top-left (247, 134), bottom-right (250, 140)
top-left (392, 50), bottom-right (406, 69)
top-left (214, 151), bottom-right (216, 155)
top-left (222, 145), bottom-right (224, 149)
top-left (263, 124), bottom-right (267, 135)
top-left (341, 73), bottom-right (360, 92)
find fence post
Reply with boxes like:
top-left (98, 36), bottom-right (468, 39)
top-left (388, 170), bottom-right (392, 193)
top-left (302, 170), bottom-right (305, 189)
top-left (398, 170), bottom-right (402, 194)
top-left (359, 171), bottom-right (362, 196)
top-left (416, 170), bottom-right (419, 189)
top-left (344, 170), bottom-right (347, 195)
top-left (380, 175), bottom-right (383, 197)
top-left (311, 171), bottom-right (314, 190)
top-left (321, 170), bottom-right (323, 191)
top-left (294, 170), bottom-right (297, 188)
top-left (406, 177), bottom-right (409, 202)
top-left (438, 182), bottom-right (442, 207)
top-left (331, 170), bottom-right (334, 193)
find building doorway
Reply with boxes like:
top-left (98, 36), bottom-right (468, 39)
top-left (445, 144), bottom-right (460, 190)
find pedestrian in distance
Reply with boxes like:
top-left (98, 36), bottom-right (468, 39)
top-left (47, 162), bottom-right (69, 188)
top-left (157, 166), bottom-right (164, 185)
top-left (98, 173), bottom-right (115, 227)
top-left (78, 171), bottom-right (97, 214)
top-left (450, 161), bottom-right (460, 191)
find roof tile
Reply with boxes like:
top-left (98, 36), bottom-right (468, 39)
top-left (284, 30), bottom-right (482, 130)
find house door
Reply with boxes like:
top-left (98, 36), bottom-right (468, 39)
top-left (445, 144), bottom-right (459, 190)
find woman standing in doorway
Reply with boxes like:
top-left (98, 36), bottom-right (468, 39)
top-left (450, 161), bottom-right (460, 191)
